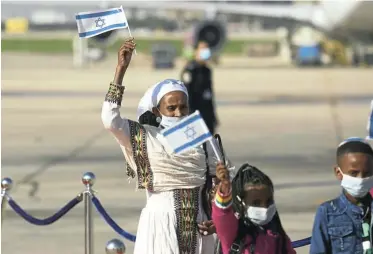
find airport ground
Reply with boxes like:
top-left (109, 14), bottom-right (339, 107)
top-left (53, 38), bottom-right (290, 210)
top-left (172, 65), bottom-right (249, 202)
top-left (2, 52), bottom-right (373, 254)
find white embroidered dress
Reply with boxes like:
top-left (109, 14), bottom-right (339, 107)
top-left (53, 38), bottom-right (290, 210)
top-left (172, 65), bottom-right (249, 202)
top-left (101, 81), bottom-right (233, 254)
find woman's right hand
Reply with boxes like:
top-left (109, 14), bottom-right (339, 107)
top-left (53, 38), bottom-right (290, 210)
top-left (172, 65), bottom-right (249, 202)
top-left (114, 38), bottom-right (136, 85)
top-left (117, 38), bottom-right (136, 70)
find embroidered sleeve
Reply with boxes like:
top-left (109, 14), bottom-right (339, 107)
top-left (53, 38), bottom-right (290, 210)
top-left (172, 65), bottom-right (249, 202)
top-left (101, 82), bottom-right (126, 132)
top-left (215, 186), bottom-right (232, 209)
top-left (101, 82), bottom-right (137, 174)
top-left (105, 82), bottom-right (125, 105)
top-left (127, 120), bottom-right (153, 191)
top-left (101, 82), bottom-right (154, 190)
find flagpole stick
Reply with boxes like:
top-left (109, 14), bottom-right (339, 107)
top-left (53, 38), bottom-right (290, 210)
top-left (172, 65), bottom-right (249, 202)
top-left (119, 5), bottom-right (137, 55)
top-left (127, 27), bottom-right (137, 55)
top-left (208, 139), bottom-right (223, 163)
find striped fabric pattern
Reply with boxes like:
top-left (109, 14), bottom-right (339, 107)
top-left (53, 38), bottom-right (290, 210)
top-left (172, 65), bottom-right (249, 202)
top-left (215, 187), bottom-right (233, 209)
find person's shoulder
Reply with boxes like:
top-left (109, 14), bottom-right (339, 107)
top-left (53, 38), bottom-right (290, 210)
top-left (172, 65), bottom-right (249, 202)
top-left (317, 195), bottom-right (343, 214)
top-left (182, 61), bottom-right (197, 84)
top-left (184, 60), bottom-right (198, 71)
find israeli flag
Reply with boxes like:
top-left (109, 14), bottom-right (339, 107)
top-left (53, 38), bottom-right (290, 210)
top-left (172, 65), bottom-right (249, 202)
top-left (367, 100), bottom-right (373, 140)
top-left (75, 6), bottom-right (128, 38)
top-left (161, 111), bottom-right (213, 154)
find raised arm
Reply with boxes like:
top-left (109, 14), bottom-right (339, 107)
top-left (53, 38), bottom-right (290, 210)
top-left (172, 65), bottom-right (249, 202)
top-left (212, 168), bottom-right (238, 254)
top-left (180, 62), bottom-right (194, 90)
top-left (101, 39), bottom-right (138, 168)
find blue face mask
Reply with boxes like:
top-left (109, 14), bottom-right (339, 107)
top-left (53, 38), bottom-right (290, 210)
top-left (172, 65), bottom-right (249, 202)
top-left (199, 48), bottom-right (211, 61)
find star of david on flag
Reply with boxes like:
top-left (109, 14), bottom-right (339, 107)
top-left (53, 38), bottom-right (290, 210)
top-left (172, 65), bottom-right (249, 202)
top-left (95, 17), bottom-right (105, 28)
top-left (161, 111), bottom-right (222, 160)
top-left (75, 6), bottom-right (129, 38)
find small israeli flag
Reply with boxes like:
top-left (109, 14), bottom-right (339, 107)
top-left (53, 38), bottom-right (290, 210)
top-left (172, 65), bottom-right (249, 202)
top-left (75, 6), bottom-right (128, 38)
top-left (161, 111), bottom-right (213, 154)
top-left (367, 100), bottom-right (373, 140)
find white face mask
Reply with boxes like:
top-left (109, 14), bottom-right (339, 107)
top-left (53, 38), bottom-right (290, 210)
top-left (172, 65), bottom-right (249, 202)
top-left (199, 48), bottom-right (211, 61)
top-left (339, 168), bottom-right (373, 198)
top-left (246, 204), bottom-right (277, 226)
top-left (159, 114), bottom-right (185, 128)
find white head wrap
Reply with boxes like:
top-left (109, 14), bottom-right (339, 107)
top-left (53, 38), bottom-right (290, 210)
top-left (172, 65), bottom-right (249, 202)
top-left (137, 79), bottom-right (188, 120)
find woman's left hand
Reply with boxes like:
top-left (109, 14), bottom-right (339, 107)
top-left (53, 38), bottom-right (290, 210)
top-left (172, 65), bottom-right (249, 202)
top-left (198, 220), bottom-right (216, 235)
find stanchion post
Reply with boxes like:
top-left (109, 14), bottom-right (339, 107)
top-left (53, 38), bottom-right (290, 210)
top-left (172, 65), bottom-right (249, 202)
top-left (1, 177), bottom-right (13, 225)
top-left (105, 239), bottom-right (126, 254)
top-left (82, 172), bottom-right (96, 254)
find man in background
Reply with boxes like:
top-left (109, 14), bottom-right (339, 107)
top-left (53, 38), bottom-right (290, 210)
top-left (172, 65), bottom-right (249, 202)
top-left (180, 41), bottom-right (219, 134)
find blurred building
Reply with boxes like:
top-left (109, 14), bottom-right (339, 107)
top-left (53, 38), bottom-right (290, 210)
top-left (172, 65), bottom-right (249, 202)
top-left (208, 1), bottom-right (293, 5)
top-left (0, 1), bottom-right (298, 33)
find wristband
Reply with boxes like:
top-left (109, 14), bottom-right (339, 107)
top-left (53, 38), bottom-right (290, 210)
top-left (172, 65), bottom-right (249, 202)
top-left (105, 82), bottom-right (125, 105)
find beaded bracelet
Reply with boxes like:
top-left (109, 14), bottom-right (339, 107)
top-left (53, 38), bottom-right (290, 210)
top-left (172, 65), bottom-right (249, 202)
top-left (104, 82), bottom-right (125, 105)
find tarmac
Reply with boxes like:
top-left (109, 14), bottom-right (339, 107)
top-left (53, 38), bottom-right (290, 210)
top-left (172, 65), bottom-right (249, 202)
top-left (1, 52), bottom-right (373, 254)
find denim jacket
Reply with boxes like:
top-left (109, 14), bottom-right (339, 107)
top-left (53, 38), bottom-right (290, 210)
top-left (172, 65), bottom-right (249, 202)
top-left (310, 192), bottom-right (373, 254)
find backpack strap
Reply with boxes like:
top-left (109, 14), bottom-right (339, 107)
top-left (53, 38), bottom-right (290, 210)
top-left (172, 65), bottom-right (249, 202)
top-left (229, 225), bottom-right (255, 254)
top-left (202, 142), bottom-right (212, 219)
top-left (214, 134), bottom-right (226, 164)
top-left (202, 134), bottom-right (227, 219)
top-left (229, 223), bottom-right (257, 254)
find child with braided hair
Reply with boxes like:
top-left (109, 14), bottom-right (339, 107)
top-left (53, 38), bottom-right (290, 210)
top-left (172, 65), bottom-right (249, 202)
top-left (212, 163), bottom-right (296, 254)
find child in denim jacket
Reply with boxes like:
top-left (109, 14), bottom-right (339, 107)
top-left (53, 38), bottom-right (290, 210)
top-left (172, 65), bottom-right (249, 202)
top-left (310, 139), bottom-right (373, 254)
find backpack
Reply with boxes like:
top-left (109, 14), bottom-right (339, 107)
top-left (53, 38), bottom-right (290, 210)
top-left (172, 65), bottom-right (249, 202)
top-left (215, 215), bottom-right (288, 254)
top-left (214, 221), bottom-right (257, 254)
